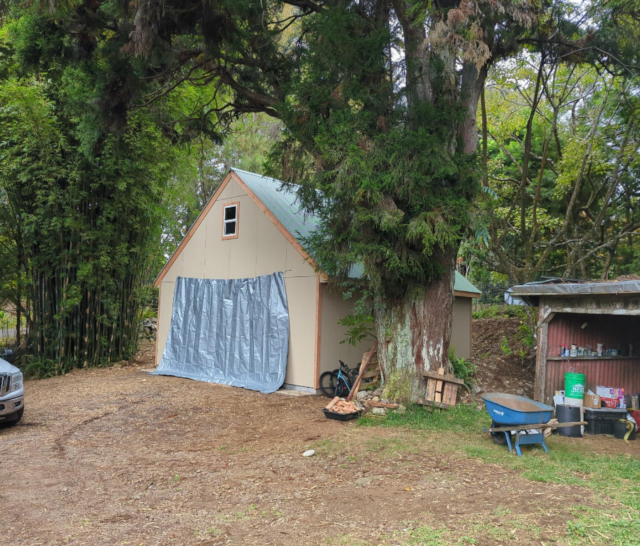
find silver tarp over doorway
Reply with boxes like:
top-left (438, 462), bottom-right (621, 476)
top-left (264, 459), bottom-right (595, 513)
top-left (154, 273), bottom-right (289, 394)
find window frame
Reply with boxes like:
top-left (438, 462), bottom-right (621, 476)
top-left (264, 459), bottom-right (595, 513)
top-left (221, 202), bottom-right (240, 239)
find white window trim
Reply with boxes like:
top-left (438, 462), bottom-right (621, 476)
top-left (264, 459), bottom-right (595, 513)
top-left (222, 202), bottom-right (239, 239)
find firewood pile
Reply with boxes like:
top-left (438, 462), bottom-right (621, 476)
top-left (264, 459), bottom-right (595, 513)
top-left (325, 396), bottom-right (360, 414)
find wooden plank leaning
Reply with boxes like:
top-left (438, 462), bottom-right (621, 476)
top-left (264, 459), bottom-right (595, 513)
top-left (346, 340), bottom-right (379, 403)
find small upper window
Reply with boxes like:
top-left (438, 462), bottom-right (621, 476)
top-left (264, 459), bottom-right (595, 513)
top-left (222, 203), bottom-right (239, 239)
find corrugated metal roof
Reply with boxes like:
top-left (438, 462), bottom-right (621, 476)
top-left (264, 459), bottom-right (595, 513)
top-left (510, 280), bottom-right (640, 297)
top-left (233, 168), bottom-right (480, 295)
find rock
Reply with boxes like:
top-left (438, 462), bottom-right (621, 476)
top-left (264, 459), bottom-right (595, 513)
top-left (371, 407), bottom-right (387, 416)
top-left (371, 396), bottom-right (381, 403)
top-left (381, 398), bottom-right (391, 404)
top-left (356, 391), bottom-right (368, 401)
top-left (395, 404), bottom-right (407, 414)
top-left (355, 401), bottom-right (365, 411)
top-left (516, 388), bottom-right (524, 395)
top-left (355, 477), bottom-right (373, 487)
top-left (302, 450), bottom-right (315, 457)
top-left (372, 388), bottom-right (383, 397)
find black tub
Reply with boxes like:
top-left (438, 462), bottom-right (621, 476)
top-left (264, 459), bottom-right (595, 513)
top-left (556, 404), bottom-right (583, 437)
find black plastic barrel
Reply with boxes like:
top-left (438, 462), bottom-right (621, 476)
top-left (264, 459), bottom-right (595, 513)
top-left (614, 420), bottom-right (630, 439)
top-left (556, 404), bottom-right (583, 437)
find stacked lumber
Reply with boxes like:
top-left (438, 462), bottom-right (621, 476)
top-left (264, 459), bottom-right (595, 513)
top-left (325, 397), bottom-right (360, 414)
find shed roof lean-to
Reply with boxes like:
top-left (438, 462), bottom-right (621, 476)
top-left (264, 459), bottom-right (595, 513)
top-left (156, 168), bottom-right (481, 295)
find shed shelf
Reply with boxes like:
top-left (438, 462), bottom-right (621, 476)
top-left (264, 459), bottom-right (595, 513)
top-left (546, 356), bottom-right (640, 361)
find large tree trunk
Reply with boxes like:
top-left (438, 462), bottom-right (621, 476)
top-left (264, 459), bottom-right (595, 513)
top-left (374, 248), bottom-right (458, 402)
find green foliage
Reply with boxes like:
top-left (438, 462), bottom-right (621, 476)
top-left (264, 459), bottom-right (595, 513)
top-left (139, 306), bottom-right (158, 321)
top-left (0, 10), bottom-right (221, 368)
top-left (273, 100), bottom-right (479, 299)
top-left (516, 322), bottom-right (536, 349)
top-left (463, 50), bottom-right (640, 284)
top-left (500, 336), bottom-right (511, 356)
top-left (21, 356), bottom-right (70, 379)
top-left (449, 350), bottom-right (477, 391)
top-left (472, 305), bottom-right (528, 320)
top-left (337, 313), bottom-right (375, 346)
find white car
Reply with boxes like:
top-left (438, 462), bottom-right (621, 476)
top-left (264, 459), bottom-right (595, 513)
top-left (0, 358), bottom-right (24, 425)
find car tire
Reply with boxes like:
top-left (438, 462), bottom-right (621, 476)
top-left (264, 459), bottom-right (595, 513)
top-left (2, 407), bottom-right (24, 427)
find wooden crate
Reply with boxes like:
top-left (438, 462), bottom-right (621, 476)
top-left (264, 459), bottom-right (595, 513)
top-left (420, 368), bottom-right (464, 409)
top-left (360, 351), bottom-right (380, 382)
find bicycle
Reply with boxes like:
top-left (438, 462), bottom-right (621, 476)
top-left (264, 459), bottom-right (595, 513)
top-left (319, 360), bottom-right (360, 398)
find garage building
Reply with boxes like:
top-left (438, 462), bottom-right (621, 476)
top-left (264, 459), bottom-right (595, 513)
top-left (154, 168), bottom-right (481, 392)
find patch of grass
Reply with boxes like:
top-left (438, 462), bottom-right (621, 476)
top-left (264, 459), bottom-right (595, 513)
top-left (392, 525), bottom-right (478, 545)
top-left (471, 442), bottom-right (640, 512)
top-left (565, 506), bottom-right (640, 545)
top-left (400, 525), bottom-right (446, 545)
top-left (364, 435), bottom-right (418, 457)
top-left (361, 403), bottom-right (640, 506)
top-left (358, 402), bottom-right (489, 433)
top-left (311, 437), bottom-right (350, 458)
top-left (361, 402), bottom-right (640, 543)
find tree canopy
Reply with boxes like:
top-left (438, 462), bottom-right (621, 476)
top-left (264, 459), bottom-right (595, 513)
top-left (1, 0), bottom-right (638, 395)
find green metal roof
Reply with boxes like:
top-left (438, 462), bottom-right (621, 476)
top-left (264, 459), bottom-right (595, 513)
top-left (233, 168), bottom-right (319, 243)
top-left (452, 272), bottom-right (481, 294)
top-left (233, 168), bottom-right (480, 296)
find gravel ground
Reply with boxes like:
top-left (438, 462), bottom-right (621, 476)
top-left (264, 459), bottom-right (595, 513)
top-left (0, 342), bottom-right (601, 546)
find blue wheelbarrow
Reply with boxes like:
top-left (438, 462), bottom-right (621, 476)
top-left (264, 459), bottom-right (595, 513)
top-left (482, 393), bottom-right (555, 457)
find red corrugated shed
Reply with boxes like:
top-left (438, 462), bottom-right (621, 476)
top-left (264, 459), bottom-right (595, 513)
top-left (543, 313), bottom-right (640, 404)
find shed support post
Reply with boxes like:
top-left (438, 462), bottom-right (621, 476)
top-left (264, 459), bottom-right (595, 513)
top-left (534, 306), bottom-right (555, 403)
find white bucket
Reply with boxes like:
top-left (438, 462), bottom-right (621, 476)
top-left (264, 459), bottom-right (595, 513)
top-left (564, 397), bottom-right (583, 408)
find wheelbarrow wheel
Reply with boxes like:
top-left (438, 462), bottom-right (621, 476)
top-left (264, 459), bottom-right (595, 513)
top-left (490, 421), bottom-right (509, 446)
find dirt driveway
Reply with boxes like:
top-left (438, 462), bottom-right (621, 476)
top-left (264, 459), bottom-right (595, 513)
top-left (0, 346), bottom-right (612, 545)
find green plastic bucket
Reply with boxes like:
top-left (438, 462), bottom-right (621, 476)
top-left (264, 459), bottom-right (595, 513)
top-left (565, 372), bottom-right (586, 400)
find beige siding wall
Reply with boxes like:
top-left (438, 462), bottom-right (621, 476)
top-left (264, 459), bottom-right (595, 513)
top-left (319, 286), bottom-right (370, 379)
top-left (451, 297), bottom-right (472, 359)
top-left (156, 178), bottom-right (318, 388)
top-left (316, 290), bottom-right (473, 378)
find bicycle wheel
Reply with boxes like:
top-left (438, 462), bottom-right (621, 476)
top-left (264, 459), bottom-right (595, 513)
top-left (319, 371), bottom-right (338, 398)
top-left (335, 377), bottom-right (350, 398)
